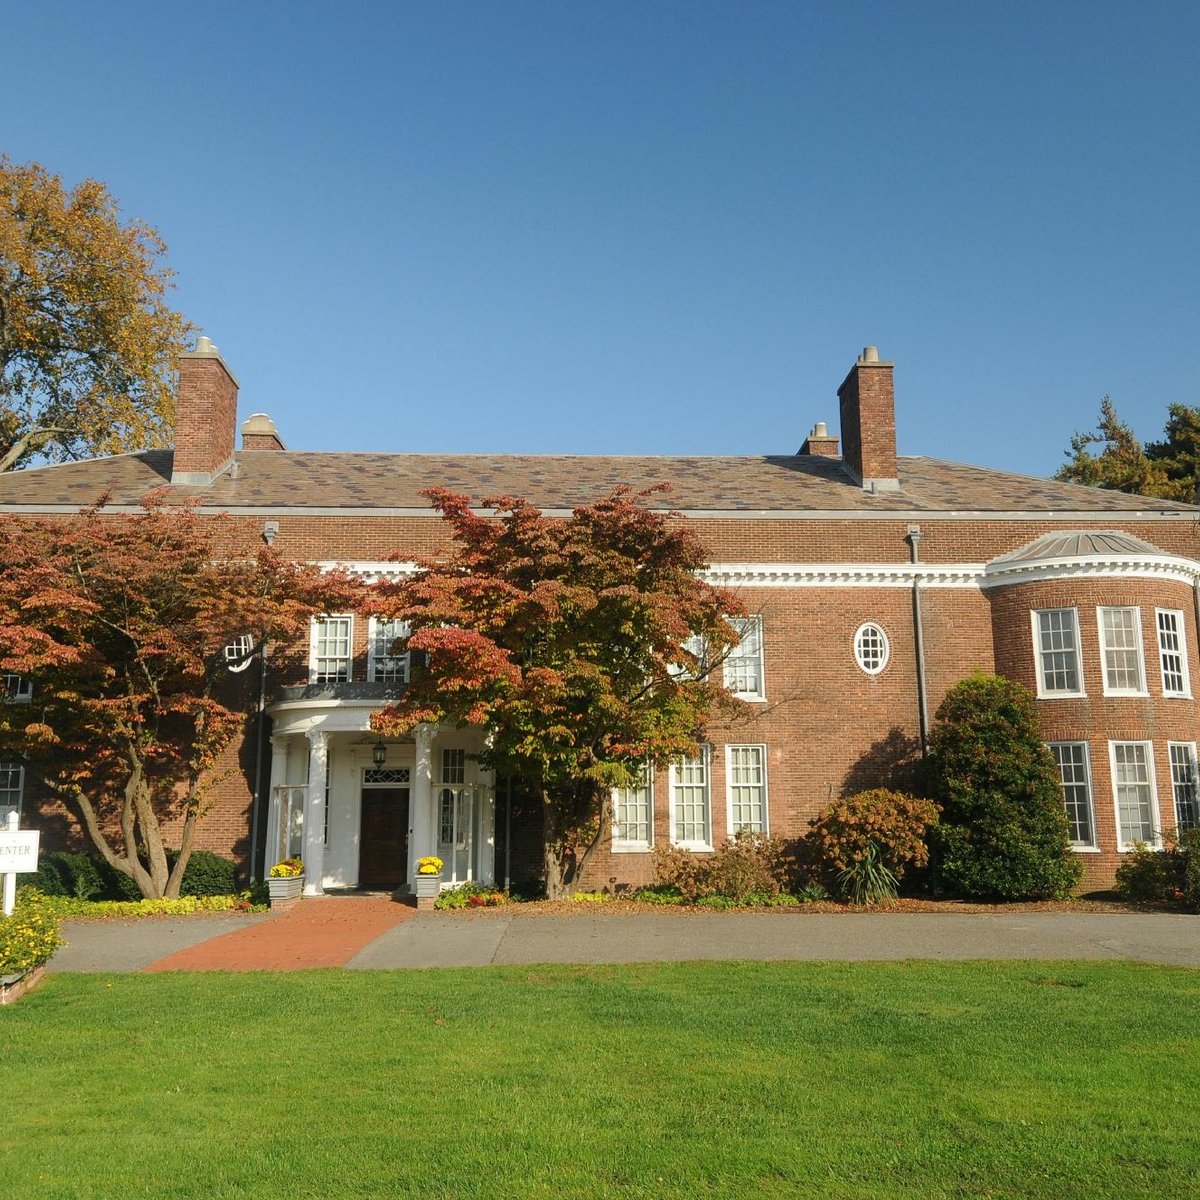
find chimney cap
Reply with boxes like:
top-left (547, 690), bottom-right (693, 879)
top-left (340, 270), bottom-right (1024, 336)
top-left (180, 334), bottom-right (239, 385)
top-left (241, 412), bottom-right (279, 436)
top-left (860, 346), bottom-right (879, 364)
top-left (810, 421), bottom-right (829, 438)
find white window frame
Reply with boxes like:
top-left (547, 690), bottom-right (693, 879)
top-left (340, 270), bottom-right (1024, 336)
top-left (723, 616), bottom-right (766, 702)
top-left (309, 614), bottom-right (354, 684)
top-left (853, 623), bottom-right (890, 676)
top-left (1047, 741), bottom-right (1098, 851)
top-left (2, 674), bottom-right (32, 703)
top-left (1155, 608), bottom-right (1191, 698)
top-left (1031, 608), bottom-right (1085, 698)
top-left (1108, 740), bottom-right (1161, 850)
top-left (1167, 741), bottom-right (1200, 833)
top-left (725, 744), bottom-right (769, 836)
top-left (366, 617), bottom-right (410, 683)
top-left (668, 748), bottom-right (712, 851)
top-left (612, 765), bottom-right (654, 853)
top-left (0, 761), bottom-right (23, 819)
top-left (1097, 606), bottom-right (1147, 697)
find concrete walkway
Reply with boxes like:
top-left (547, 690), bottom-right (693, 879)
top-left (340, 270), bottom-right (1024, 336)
top-left (46, 904), bottom-right (1200, 972)
top-left (348, 910), bottom-right (1200, 969)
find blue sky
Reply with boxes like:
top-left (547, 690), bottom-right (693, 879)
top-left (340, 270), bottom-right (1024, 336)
top-left (6, 1), bottom-right (1198, 479)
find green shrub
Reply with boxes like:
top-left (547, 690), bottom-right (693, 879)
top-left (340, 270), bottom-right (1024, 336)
top-left (33, 851), bottom-right (104, 900)
top-left (1181, 829), bottom-right (1200, 913)
top-left (175, 849), bottom-right (238, 897)
top-left (1114, 842), bottom-right (1183, 903)
top-left (797, 881), bottom-right (830, 903)
top-left (803, 788), bottom-right (939, 888)
top-left (433, 881), bottom-right (508, 910)
top-left (571, 891), bottom-right (610, 903)
top-left (653, 831), bottom-right (789, 903)
top-left (26, 890), bottom-right (263, 919)
top-left (35, 848), bottom-right (238, 900)
top-left (629, 886), bottom-right (684, 906)
top-left (836, 842), bottom-right (899, 906)
top-left (1114, 832), bottom-right (1200, 912)
top-left (0, 889), bottom-right (64, 975)
top-left (927, 674), bottom-right (1083, 900)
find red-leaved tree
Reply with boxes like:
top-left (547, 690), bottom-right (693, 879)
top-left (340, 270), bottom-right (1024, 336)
top-left (370, 486), bottom-right (746, 898)
top-left (0, 494), bottom-right (360, 898)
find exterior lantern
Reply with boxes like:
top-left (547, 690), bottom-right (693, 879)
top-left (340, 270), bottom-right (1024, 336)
top-left (372, 739), bottom-right (387, 768)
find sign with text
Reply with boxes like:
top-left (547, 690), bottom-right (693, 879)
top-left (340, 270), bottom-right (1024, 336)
top-left (0, 829), bottom-right (40, 874)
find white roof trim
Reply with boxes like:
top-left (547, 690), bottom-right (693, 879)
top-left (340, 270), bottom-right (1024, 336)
top-left (320, 557), bottom-right (1200, 590)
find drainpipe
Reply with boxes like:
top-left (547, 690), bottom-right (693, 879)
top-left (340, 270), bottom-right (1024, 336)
top-left (907, 526), bottom-right (930, 755)
top-left (504, 780), bottom-right (512, 892)
top-left (249, 635), bottom-right (269, 881)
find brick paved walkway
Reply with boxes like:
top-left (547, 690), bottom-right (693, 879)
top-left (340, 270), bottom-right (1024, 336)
top-left (142, 896), bottom-right (417, 972)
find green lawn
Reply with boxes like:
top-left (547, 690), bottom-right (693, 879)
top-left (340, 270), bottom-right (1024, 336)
top-left (6, 961), bottom-right (1198, 1199)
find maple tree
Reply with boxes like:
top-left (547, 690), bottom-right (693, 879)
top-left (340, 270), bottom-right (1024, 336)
top-left (0, 156), bottom-right (192, 472)
top-left (0, 495), bottom-right (359, 898)
top-left (370, 486), bottom-right (746, 898)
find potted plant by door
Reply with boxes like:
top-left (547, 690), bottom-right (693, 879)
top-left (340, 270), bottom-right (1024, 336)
top-left (267, 858), bottom-right (305, 909)
top-left (414, 856), bottom-right (443, 909)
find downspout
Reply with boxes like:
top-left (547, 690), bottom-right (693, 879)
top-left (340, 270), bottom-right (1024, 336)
top-left (906, 525), bottom-right (930, 755)
top-left (249, 636), bottom-right (269, 881)
top-left (504, 780), bottom-right (512, 892)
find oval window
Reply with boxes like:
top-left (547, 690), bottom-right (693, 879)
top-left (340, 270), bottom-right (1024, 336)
top-left (854, 623), bottom-right (890, 675)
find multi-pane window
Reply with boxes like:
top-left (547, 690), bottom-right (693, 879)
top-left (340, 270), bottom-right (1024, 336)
top-left (441, 748), bottom-right (466, 784)
top-left (2, 674), bottom-right (32, 703)
top-left (1110, 742), bottom-right (1158, 847)
top-left (439, 749), bottom-right (468, 845)
top-left (612, 766), bottom-right (653, 850)
top-left (1048, 742), bottom-right (1096, 849)
top-left (723, 617), bottom-right (765, 700)
top-left (368, 618), bottom-right (410, 683)
top-left (726, 745), bottom-right (768, 834)
top-left (1156, 609), bottom-right (1190, 697)
top-left (670, 750), bottom-right (711, 848)
top-left (0, 762), bottom-right (23, 817)
top-left (854, 623), bottom-right (890, 675)
top-left (1099, 607), bottom-right (1146, 694)
top-left (1168, 742), bottom-right (1199, 832)
top-left (1033, 609), bottom-right (1082, 695)
top-left (311, 615), bottom-right (353, 683)
top-left (674, 618), bottom-right (766, 701)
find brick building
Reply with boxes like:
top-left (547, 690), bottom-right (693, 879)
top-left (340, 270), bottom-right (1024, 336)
top-left (3, 339), bottom-right (1198, 893)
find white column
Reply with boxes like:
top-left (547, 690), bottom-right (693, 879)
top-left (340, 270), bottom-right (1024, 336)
top-left (265, 735), bottom-right (289, 868)
top-left (480, 769), bottom-right (497, 886)
top-left (303, 728), bottom-right (329, 896)
top-left (409, 724), bottom-right (435, 887)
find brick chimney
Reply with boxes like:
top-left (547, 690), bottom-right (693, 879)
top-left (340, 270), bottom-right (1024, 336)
top-left (837, 346), bottom-right (899, 492)
top-left (799, 421), bottom-right (839, 456)
top-left (241, 413), bottom-right (286, 451)
top-left (171, 336), bottom-right (240, 485)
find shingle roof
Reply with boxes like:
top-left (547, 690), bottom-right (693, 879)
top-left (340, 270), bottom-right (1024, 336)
top-left (0, 449), bottom-right (1193, 514)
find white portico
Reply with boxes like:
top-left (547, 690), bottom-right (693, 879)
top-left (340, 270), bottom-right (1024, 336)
top-left (265, 695), bottom-right (495, 896)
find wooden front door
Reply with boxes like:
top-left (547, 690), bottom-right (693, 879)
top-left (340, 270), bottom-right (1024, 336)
top-left (359, 787), bottom-right (409, 888)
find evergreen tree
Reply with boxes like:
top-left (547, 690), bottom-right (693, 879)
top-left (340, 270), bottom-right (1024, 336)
top-left (928, 674), bottom-right (1082, 900)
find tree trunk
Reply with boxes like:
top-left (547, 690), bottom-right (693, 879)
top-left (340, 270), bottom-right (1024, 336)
top-left (542, 790), bottom-right (568, 900)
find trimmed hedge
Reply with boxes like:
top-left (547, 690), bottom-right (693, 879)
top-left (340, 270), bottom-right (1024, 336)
top-left (34, 848), bottom-right (239, 900)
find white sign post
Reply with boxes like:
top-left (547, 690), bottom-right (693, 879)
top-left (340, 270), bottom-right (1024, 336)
top-left (0, 811), bottom-right (40, 916)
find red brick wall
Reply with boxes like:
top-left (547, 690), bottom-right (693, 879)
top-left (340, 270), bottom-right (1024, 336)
top-left (991, 576), bottom-right (1200, 888)
top-left (837, 359), bottom-right (896, 484)
top-left (173, 354), bottom-right (238, 478)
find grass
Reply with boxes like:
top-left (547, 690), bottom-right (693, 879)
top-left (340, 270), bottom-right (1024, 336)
top-left (4, 961), bottom-right (1198, 1199)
